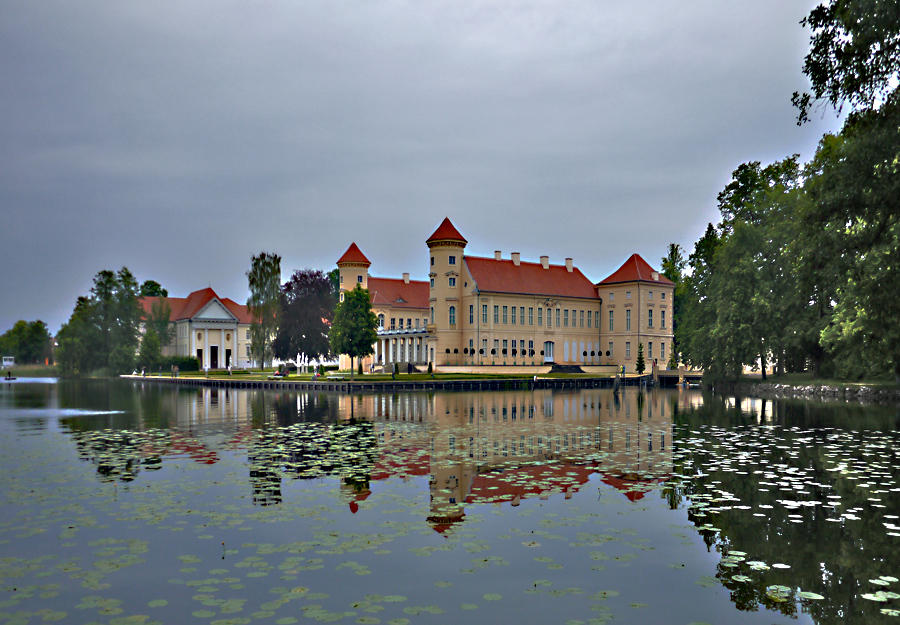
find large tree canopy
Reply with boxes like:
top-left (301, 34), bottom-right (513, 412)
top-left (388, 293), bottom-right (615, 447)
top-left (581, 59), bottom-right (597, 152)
top-left (0, 320), bottom-right (52, 365)
top-left (272, 269), bottom-right (335, 363)
top-left (57, 268), bottom-right (143, 375)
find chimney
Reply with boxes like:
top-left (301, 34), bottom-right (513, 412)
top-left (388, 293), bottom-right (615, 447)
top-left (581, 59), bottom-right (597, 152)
top-left (565, 258), bottom-right (573, 272)
top-left (540, 256), bottom-right (549, 269)
top-left (511, 252), bottom-right (520, 266)
top-left (403, 273), bottom-right (410, 284)
top-left (494, 250), bottom-right (502, 260)
top-left (651, 271), bottom-right (659, 281)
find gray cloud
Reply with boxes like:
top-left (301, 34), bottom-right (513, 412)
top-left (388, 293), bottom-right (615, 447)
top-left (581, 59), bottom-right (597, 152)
top-left (0, 0), bottom-right (841, 333)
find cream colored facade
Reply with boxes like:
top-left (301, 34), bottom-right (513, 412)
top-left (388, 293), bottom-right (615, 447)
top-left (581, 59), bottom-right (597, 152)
top-left (338, 219), bottom-right (674, 372)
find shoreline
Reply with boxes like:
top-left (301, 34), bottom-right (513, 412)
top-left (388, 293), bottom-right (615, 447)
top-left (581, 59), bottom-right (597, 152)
top-left (719, 380), bottom-right (900, 406)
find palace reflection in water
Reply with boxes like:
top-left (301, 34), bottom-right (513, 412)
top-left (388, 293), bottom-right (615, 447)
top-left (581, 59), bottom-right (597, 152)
top-left (60, 383), bottom-right (695, 528)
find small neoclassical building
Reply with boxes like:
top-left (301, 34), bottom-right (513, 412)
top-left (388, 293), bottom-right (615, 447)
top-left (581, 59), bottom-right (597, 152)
top-left (140, 288), bottom-right (253, 369)
top-left (337, 218), bottom-right (674, 371)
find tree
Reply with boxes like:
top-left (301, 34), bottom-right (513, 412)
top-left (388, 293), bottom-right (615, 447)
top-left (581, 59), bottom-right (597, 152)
top-left (140, 280), bottom-right (168, 298)
top-left (0, 320), bottom-right (51, 364)
top-left (635, 342), bottom-right (645, 375)
top-left (246, 252), bottom-right (281, 369)
top-left (327, 268), bottom-right (341, 306)
top-left (138, 328), bottom-right (161, 371)
top-left (56, 268), bottom-right (143, 376)
top-left (146, 297), bottom-right (174, 349)
top-left (792, 0), bottom-right (900, 122)
top-left (329, 285), bottom-right (377, 381)
top-left (661, 243), bottom-right (686, 365)
top-left (272, 269), bottom-right (335, 363)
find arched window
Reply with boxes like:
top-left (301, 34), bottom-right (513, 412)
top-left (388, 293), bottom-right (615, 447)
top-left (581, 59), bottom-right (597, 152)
top-left (449, 306), bottom-right (456, 325)
top-left (378, 314), bottom-right (384, 328)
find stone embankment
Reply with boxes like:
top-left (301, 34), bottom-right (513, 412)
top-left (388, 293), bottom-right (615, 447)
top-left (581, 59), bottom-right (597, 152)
top-left (725, 381), bottom-right (900, 405)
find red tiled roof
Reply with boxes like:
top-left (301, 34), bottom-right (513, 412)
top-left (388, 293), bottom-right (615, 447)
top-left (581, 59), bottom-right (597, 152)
top-left (426, 217), bottom-right (467, 245)
top-left (597, 254), bottom-right (673, 286)
top-left (368, 277), bottom-right (429, 310)
top-left (139, 288), bottom-right (252, 324)
top-left (465, 256), bottom-right (599, 300)
top-left (337, 242), bottom-right (371, 266)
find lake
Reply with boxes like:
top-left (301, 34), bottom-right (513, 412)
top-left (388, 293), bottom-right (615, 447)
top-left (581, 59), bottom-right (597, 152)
top-left (1, 379), bottom-right (898, 625)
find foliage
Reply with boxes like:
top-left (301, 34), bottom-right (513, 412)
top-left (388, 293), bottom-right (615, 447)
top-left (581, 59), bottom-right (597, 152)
top-left (159, 355), bottom-right (200, 372)
top-left (793, 0), bottom-right (900, 122)
top-left (0, 320), bottom-right (52, 364)
top-left (635, 342), bottom-right (645, 375)
top-left (329, 285), bottom-right (377, 380)
top-left (660, 243), bottom-right (686, 364)
top-left (138, 329), bottom-right (161, 371)
top-left (57, 268), bottom-right (143, 376)
top-left (140, 280), bottom-right (168, 298)
top-left (246, 252), bottom-right (282, 369)
top-left (146, 297), bottom-right (174, 348)
top-left (272, 269), bottom-right (335, 363)
top-left (327, 268), bottom-right (341, 305)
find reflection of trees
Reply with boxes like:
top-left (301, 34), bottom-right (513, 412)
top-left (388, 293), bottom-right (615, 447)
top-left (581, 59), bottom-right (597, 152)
top-left (69, 429), bottom-right (165, 483)
top-left (674, 397), bottom-right (900, 624)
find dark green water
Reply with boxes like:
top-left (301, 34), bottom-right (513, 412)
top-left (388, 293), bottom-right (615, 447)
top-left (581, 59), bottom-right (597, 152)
top-left (0, 379), bottom-right (898, 625)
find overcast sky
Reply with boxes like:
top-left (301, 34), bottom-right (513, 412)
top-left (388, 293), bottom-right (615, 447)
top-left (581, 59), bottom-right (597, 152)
top-left (1, 1), bottom-right (842, 334)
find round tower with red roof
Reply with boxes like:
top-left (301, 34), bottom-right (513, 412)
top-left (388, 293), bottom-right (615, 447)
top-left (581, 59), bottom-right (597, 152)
top-left (426, 218), bottom-right (467, 366)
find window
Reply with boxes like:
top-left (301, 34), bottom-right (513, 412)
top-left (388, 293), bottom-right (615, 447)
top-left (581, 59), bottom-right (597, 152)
top-left (608, 341), bottom-right (613, 356)
top-left (449, 255), bottom-right (456, 265)
top-left (626, 310), bottom-right (631, 331)
top-left (449, 277), bottom-right (456, 287)
top-left (357, 275), bottom-right (363, 283)
top-left (482, 304), bottom-right (488, 324)
top-left (430, 278), bottom-right (434, 288)
top-left (482, 338), bottom-right (487, 354)
top-left (580, 310), bottom-right (585, 327)
top-left (648, 342), bottom-right (653, 360)
top-left (528, 307), bottom-right (534, 325)
top-left (520, 307), bottom-right (525, 325)
top-left (626, 341), bottom-right (631, 359)
top-left (556, 309), bottom-right (561, 326)
top-left (587, 310), bottom-right (592, 327)
top-left (648, 309), bottom-right (653, 328)
top-left (661, 310), bottom-right (666, 328)
top-left (595, 312), bottom-right (599, 328)
top-left (528, 339), bottom-right (534, 355)
top-left (390, 318), bottom-right (396, 330)
top-left (564, 309), bottom-right (569, 327)
top-left (609, 292), bottom-right (614, 301)
top-left (502, 339), bottom-right (508, 354)
top-left (546, 308), bottom-right (551, 326)
top-left (431, 256), bottom-right (434, 266)
top-left (469, 305), bottom-right (474, 324)
top-left (340, 275), bottom-right (344, 284)
top-left (626, 291), bottom-right (631, 299)
top-left (661, 342), bottom-right (666, 361)
top-left (415, 318), bottom-right (420, 328)
top-left (407, 318), bottom-right (411, 328)
top-left (493, 306), bottom-right (499, 323)
top-left (537, 308), bottom-right (543, 326)
top-left (661, 292), bottom-right (666, 300)
top-left (511, 306), bottom-right (516, 324)
top-left (340, 292), bottom-right (344, 302)
top-left (649, 290), bottom-right (653, 299)
top-left (503, 306), bottom-right (508, 324)
top-left (430, 308), bottom-right (434, 324)
top-left (608, 310), bottom-right (614, 332)
top-left (493, 339), bottom-right (499, 354)
top-left (449, 306), bottom-right (456, 325)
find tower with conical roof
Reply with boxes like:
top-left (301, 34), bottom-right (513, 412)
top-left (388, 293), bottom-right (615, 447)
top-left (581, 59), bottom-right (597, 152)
top-left (426, 218), bottom-right (467, 365)
top-left (336, 242), bottom-right (371, 303)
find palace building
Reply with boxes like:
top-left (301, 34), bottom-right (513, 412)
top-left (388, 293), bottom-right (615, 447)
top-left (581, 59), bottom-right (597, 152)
top-left (337, 218), bottom-right (674, 372)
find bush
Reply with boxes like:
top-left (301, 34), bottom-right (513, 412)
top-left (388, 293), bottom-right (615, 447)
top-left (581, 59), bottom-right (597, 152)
top-left (358, 361), bottom-right (363, 375)
top-left (393, 362), bottom-right (399, 376)
top-left (160, 356), bottom-right (200, 372)
top-left (427, 362), bottom-right (433, 375)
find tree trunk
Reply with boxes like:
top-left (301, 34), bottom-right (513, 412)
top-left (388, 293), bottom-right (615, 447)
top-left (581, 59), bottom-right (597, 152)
top-left (760, 349), bottom-right (767, 381)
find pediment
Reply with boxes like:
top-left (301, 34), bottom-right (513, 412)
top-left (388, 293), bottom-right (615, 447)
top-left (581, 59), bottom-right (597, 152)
top-left (195, 299), bottom-right (238, 321)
